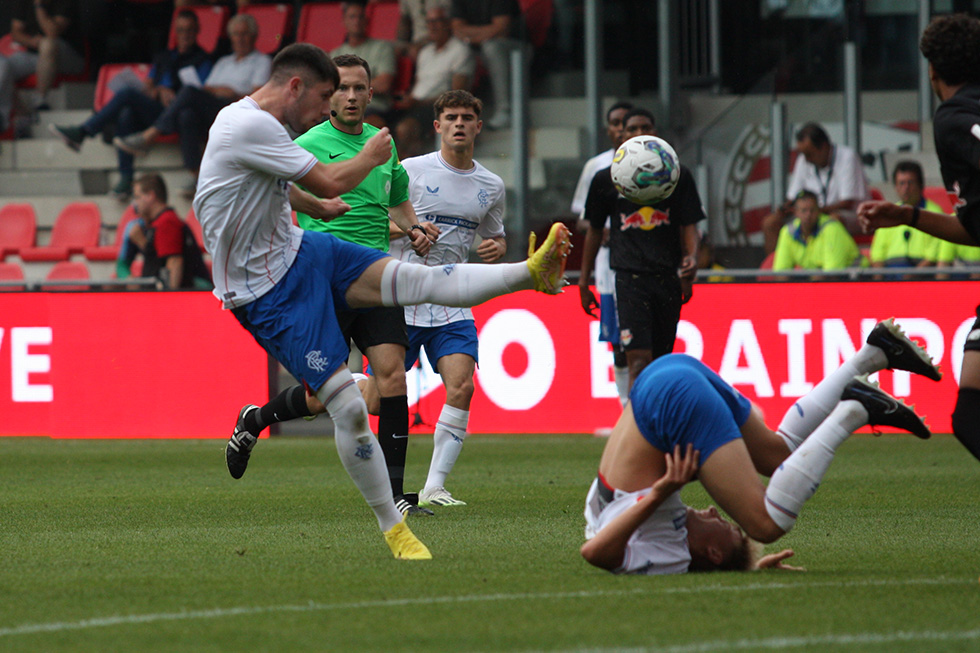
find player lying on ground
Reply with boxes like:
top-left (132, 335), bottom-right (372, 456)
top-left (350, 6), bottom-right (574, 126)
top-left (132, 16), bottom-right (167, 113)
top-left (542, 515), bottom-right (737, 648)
top-left (581, 319), bottom-right (941, 574)
top-left (194, 43), bottom-right (572, 560)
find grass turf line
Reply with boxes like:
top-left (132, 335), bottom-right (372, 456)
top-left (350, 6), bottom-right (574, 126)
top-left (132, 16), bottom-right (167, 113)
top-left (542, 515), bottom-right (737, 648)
top-left (0, 435), bottom-right (977, 652)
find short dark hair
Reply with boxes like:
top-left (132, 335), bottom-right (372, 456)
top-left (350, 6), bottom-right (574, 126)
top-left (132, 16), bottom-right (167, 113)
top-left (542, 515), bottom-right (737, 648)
top-left (795, 122), bottom-right (830, 148)
top-left (623, 107), bottom-right (655, 127)
top-left (433, 89), bottom-right (483, 118)
top-left (135, 173), bottom-right (168, 204)
top-left (333, 53), bottom-right (371, 82)
top-left (795, 189), bottom-right (819, 205)
top-left (175, 9), bottom-right (200, 29)
top-left (606, 101), bottom-right (633, 123)
top-left (270, 43), bottom-right (339, 87)
top-left (920, 14), bottom-right (980, 86)
top-left (892, 160), bottom-right (925, 187)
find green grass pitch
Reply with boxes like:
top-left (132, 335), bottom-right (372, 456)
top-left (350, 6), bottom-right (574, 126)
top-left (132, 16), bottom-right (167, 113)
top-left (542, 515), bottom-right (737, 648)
top-left (1, 434), bottom-right (978, 652)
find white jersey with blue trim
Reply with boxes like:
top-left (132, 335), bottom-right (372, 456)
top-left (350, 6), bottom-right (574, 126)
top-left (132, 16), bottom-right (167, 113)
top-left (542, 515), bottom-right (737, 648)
top-left (391, 151), bottom-right (506, 327)
top-left (194, 97), bottom-right (316, 310)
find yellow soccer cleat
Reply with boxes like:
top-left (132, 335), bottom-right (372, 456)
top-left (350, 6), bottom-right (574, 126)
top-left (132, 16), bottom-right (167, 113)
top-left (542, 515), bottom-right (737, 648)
top-left (383, 519), bottom-right (433, 560)
top-left (526, 222), bottom-right (571, 294)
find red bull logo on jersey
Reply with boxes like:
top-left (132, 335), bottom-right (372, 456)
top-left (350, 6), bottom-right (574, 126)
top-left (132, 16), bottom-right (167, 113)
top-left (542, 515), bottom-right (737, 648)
top-left (620, 206), bottom-right (670, 231)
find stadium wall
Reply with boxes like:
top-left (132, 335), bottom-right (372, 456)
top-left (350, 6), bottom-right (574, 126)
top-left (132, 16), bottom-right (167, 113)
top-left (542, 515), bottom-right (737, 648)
top-left (0, 282), bottom-right (970, 437)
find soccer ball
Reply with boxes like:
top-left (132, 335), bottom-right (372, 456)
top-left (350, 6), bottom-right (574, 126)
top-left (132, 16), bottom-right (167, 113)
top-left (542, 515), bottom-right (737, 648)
top-left (610, 135), bottom-right (680, 205)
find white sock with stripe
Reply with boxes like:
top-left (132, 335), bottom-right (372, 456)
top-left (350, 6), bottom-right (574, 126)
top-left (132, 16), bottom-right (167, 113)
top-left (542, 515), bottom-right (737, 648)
top-left (764, 400), bottom-right (868, 533)
top-left (424, 405), bottom-right (469, 492)
top-left (380, 260), bottom-right (531, 307)
top-left (318, 369), bottom-right (403, 532)
top-left (776, 343), bottom-right (886, 451)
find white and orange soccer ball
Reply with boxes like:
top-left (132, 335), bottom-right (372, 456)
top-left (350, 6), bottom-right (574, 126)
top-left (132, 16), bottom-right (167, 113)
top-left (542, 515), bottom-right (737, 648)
top-left (610, 135), bottom-right (680, 205)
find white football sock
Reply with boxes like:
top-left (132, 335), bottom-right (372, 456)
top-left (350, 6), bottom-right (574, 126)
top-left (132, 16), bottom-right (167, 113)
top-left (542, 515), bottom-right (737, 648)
top-left (380, 260), bottom-right (532, 307)
top-left (614, 365), bottom-right (630, 407)
top-left (764, 400), bottom-right (868, 533)
top-left (777, 343), bottom-right (886, 451)
top-left (318, 369), bottom-right (403, 532)
top-left (424, 405), bottom-right (469, 492)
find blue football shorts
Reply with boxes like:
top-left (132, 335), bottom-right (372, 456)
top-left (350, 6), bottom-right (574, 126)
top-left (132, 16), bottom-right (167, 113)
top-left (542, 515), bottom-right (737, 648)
top-left (405, 320), bottom-right (479, 370)
top-left (232, 231), bottom-right (388, 391)
top-left (629, 354), bottom-right (752, 463)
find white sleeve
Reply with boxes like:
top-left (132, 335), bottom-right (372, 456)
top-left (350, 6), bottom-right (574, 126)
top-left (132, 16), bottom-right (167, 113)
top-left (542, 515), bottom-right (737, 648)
top-left (832, 147), bottom-right (870, 202)
top-left (571, 158), bottom-right (598, 215)
top-left (236, 112), bottom-right (317, 181)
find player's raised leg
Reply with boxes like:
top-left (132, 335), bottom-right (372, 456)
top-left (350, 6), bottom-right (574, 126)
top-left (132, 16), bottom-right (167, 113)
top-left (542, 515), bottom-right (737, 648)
top-left (345, 222), bottom-right (572, 309)
top-left (763, 375), bottom-right (929, 535)
top-left (776, 318), bottom-right (940, 451)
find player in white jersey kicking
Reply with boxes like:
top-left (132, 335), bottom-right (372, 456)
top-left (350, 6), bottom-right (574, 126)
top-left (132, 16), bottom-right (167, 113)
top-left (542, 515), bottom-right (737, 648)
top-left (193, 44), bottom-right (571, 560)
top-left (353, 90), bottom-right (506, 508)
top-left (581, 319), bottom-right (941, 574)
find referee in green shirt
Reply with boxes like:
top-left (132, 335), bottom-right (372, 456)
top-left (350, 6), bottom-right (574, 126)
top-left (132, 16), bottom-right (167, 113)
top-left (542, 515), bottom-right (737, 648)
top-left (290, 54), bottom-right (437, 517)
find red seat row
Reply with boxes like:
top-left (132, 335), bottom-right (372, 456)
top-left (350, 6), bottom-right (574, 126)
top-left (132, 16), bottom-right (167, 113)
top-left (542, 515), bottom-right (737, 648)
top-left (0, 260), bottom-right (91, 291)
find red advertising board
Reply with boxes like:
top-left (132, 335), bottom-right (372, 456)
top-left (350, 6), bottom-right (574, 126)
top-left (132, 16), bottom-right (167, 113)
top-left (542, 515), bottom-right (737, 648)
top-left (0, 292), bottom-right (268, 437)
top-left (0, 282), bottom-right (973, 437)
top-left (409, 281), bottom-right (974, 434)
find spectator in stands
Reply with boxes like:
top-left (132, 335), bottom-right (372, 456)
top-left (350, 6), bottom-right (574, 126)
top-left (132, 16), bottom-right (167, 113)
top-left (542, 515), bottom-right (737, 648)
top-left (869, 161), bottom-right (942, 270)
top-left (395, 0), bottom-right (438, 58)
top-left (450, 0), bottom-right (523, 130)
top-left (48, 10), bottom-right (212, 201)
top-left (127, 173), bottom-right (211, 290)
top-left (937, 239), bottom-right (980, 277)
top-left (391, 5), bottom-right (474, 155)
top-left (762, 123), bottom-right (870, 254)
top-left (330, 2), bottom-right (397, 124)
top-left (0, 0), bottom-right (86, 132)
top-left (113, 14), bottom-right (272, 198)
top-left (772, 190), bottom-right (865, 272)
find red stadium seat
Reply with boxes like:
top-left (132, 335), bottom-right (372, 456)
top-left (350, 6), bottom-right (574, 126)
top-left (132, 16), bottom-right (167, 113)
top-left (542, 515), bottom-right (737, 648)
top-left (167, 5), bottom-right (231, 53)
top-left (0, 203), bottom-right (38, 259)
top-left (0, 262), bottom-right (26, 291)
top-left (923, 185), bottom-right (955, 214)
top-left (93, 63), bottom-right (152, 112)
top-left (296, 3), bottom-right (346, 53)
top-left (869, 187), bottom-right (885, 201)
top-left (241, 3), bottom-right (294, 54)
top-left (20, 202), bottom-right (102, 262)
top-left (518, 0), bottom-right (553, 48)
top-left (393, 54), bottom-right (415, 97)
top-left (42, 261), bottom-right (91, 291)
top-left (84, 205), bottom-right (139, 261)
top-left (366, 2), bottom-right (400, 41)
top-left (185, 208), bottom-right (206, 253)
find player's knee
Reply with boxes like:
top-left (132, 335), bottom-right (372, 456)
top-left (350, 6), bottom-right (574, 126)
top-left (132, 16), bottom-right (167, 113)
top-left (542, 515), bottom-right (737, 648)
top-left (446, 378), bottom-right (474, 407)
top-left (741, 513), bottom-right (785, 544)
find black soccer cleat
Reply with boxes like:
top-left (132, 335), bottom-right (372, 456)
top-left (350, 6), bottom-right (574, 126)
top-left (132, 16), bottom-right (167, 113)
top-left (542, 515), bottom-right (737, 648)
top-left (226, 404), bottom-right (259, 479)
top-left (866, 318), bottom-right (942, 381)
top-left (394, 493), bottom-right (434, 517)
top-left (840, 375), bottom-right (931, 439)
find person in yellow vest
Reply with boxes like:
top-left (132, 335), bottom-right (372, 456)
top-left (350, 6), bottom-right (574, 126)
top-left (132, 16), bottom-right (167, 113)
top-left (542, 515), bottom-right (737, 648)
top-left (869, 161), bottom-right (943, 269)
top-left (773, 190), bottom-right (866, 271)
top-left (936, 239), bottom-right (980, 279)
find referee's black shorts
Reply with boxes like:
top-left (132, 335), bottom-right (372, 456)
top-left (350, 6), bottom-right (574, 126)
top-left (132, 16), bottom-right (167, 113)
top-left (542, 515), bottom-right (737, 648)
top-left (337, 306), bottom-right (409, 354)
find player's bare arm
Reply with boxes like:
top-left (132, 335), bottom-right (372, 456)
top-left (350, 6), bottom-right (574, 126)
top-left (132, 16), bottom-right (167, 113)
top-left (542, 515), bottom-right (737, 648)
top-left (858, 200), bottom-right (978, 245)
top-left (476, 236), bottom-right (506, 263)
top-left (297, 128), bottom-right (393, 199)
top-left (580, 445), bottom-right (700, 571)
top-left (578, 226), bottom-right (603, 317)
top-left (289, 185), bottom-right (351, 222)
